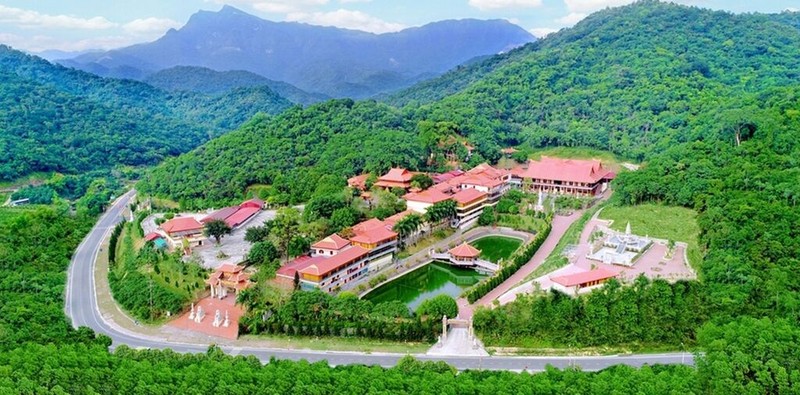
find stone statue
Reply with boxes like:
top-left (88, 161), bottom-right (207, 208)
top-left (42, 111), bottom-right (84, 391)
top-left (212, 309), bottom-right (221, 327)
top-left (625, 221), bottom-right (631, 235)
top-left (188, 303), bottom-right (195, 320)
top-left (223, 310), bottom-right (230, 327)
top-left (194, 306), bottom-right (204, 323)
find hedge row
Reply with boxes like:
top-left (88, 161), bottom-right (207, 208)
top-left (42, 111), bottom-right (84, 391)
top-left (107, 221), bottom-right (125, 265)
top-left (465, 220), bottom-right (553, 303)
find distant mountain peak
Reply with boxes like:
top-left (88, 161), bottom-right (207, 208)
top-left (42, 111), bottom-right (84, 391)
top-left (59, 9), bottom-right (535, 98)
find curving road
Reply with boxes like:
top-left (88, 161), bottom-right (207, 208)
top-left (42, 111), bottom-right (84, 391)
top-left (64, 189), bottom-right (695, 371)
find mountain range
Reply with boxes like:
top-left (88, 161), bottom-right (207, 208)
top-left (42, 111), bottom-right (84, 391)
top-left (59, 5), bottom-right (535, 98)
top-left (0, 45), bottom-right (292, 180)
top-left (139, 1), bottom-right (800, 207)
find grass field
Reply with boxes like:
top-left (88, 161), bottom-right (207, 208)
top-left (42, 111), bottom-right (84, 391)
top-left (598, 204), bottom-right (702, 269)
top-left (529, 147), bottom-right (625, 165)
top-left (472, 236), bottom-right (523, 263)
top-left (524, 204), bottom-right (604, 282)
top-left (496, 213), bottom-right (547, 233)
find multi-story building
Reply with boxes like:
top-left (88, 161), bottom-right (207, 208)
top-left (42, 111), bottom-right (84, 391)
top-left (160, 216), bottom-right (206, 248)
top-left (374, 168), bottom-right (416, 190)
top-left (511, 157), bottom-right (615, 196)
top-left (278, 218), bottom-right (398, 293)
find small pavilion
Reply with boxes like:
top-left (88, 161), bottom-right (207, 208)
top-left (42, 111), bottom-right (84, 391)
top-left (449, 243), bottom-right (481, 263)
top-left (207, 264), bottom-right (252, 299)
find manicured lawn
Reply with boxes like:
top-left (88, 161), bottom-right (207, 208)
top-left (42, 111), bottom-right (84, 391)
top-left (472, 236), bottom-right (523, 263)
top-left (496, 213), bottom-right (547, 233)
top-left (529, 146), bottom-right (625, 167)
top-left (598, 204), bottom-right (702, 268)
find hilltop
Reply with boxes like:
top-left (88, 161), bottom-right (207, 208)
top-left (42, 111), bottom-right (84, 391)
top-left (60, 6), bottom-right (535, 98)
top-left (0, 46), bottom-right (292, 180)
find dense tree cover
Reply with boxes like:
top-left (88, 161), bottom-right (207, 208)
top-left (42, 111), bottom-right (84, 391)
top-left (140, 2), bottom-right (800, 209)
top-left (475, 277), bottom-right (707, 348)
top-left (203, 219), bottom-right (232, 244)
top-left (393, 1), bottom-right (800, 161)
top-left (239, 290), bottom-right (442, 342)
top-left (10, 185), bottom-right (56, 204)
top-left (108, 222), bottom-right (207, 321)
top-left (139, 100), bottom-right (425, 208)
top-left (466, 220), bottom-right (551, 303)
top-left (144, 66), bottom-right (330, 105)
top-left (0, 46), bottom-right (292, 180)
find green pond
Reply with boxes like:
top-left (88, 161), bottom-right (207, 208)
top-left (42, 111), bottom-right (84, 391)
top-left (364, 261), bottom-right (485, 311)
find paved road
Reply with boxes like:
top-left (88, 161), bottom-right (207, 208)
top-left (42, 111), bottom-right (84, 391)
top-left (65, 189), bottom-right (695, 371)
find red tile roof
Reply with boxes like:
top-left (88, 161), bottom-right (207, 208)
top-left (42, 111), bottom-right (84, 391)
top-left (347, 174), bottom-right (370, 190)
top-left (240, 198), bottom-right (265, 209)
top-left (276, 255), bottom-right (314, 279)
top-left (432, 170), bottom-right (465, 184)
top-left (403, 189), bottom-right (452, 204)
top-left (350, 218), bottom-right (397, 245)
top-left (551, 268), bottom-right (617, 287)
top-left (449, 243), bottom-right (481, 258)
top-left (379, 168), bottom-right (414, 183)
top-left (299, 246), bottom-right (370, 277)
top-left (207, 264), bottom-right (252, 291)
top-left (225, 206), bottom-right (260, 228)
top-left (144, 232), bottom-right (164, 242)
top-left (201, 206), bottom-right (239, 223)
top-left (311, 234), bottom-right (351, 250)
top-left (161, 217), bottom-right (204, 234)
top-left (518, 157), bottom-right (610, 184)
top-left (452, 188), bottom-right (487, 205)
top-left (383, 210), bottom-right (415, 228)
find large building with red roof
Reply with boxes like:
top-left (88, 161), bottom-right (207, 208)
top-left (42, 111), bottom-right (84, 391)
top-left (550, 268), bottom-right (617, 294)
top-left (374, 168), bottom-right (416, 190)
top-left (403, 163), bottom-right (512, 228)
top-left (281, 217), bottom-right (399, 293)
top-left (512, 157), bottom-right (615, 196)
top-left (160, 216), bottom-right (206, 248)
top-left (201, 198), bottom-right (264, 229)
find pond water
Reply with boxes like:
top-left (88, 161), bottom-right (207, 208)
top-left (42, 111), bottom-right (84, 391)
top-left (363, 261), bottom-right (485, 311)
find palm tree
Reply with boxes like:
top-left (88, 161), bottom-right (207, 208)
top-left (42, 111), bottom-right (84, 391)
top-left (393, 214), bottom-right (422, 248)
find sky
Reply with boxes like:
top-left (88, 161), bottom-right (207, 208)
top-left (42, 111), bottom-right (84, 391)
top-left (0, 0), bottom-right (797, 53)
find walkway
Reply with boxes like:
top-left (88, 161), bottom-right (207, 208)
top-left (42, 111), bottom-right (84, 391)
top-left (474, 212), bottom-right (582, 307)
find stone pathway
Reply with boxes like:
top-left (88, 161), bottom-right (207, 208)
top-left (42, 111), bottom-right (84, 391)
top-left (474, 211), bottom-right (583, 307)
top-left (426, 327), bottom-right (488, 356)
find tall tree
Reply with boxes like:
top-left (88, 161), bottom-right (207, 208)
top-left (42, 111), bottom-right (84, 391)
top-left (204, 219), bottom-right (232, 244)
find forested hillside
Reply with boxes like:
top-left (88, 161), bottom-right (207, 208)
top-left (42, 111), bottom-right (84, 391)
top-left (1, 205), bottom-right (794, 393)
top-left (0, 46), bottom-right (292, 180)
top-left (138, 99), bottom-right (423, 208)
top-left (144, 66), bottom-right (329, 105)
top-left (393, 1), bottom-right (800, 160)
top-left (141, 2), bottom-right (800, 207)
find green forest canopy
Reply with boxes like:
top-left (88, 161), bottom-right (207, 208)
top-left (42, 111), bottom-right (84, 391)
top-left (0, 46), bottom-right (293, 181)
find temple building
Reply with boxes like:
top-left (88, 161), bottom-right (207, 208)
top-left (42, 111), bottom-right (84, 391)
top-left (550, 268), bottom-right (617, 295)
top-left (511, 157), bottom-right (615, 196)
top-left (374, 168), bottom-right (416, 190)
top-left (587, 222), bottom-right (652, 267)
top-left (201, 198), bottom-right (264, 229)
top-left (160, 216), bottom-right (205, 248)
top-left (207, 264), bottom-right (252, 298)
top-left (281, 218), bottom-right (399, 293)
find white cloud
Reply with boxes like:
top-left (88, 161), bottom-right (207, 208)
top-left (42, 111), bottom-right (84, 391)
top-left (563, 0), bottom-right (633, 13)
top-left (286, 9), bottom-right (406, 33)
top-left (556, 12), bottom-right (587, 25)
top-left (339, 0), bottom-right (372, 3)
top-left (468, 0), bottom-right (543, 11)
top-left (1, 33), bottom-right (137, 52)
top-left (213, 0), bottom-right (330, 14)
top-left (528, 27), bottom-right (558, 37)
top-left (0, 5), bottom-right (116, 30)
top-left (786, 7), bottom-right (799, 12)
top-left (122, 17), bottom-right (181, 35)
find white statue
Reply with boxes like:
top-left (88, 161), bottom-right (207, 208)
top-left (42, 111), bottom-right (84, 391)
top-left (212, 309), bottom-right (221, 327)
top-left (223, 310), bottom-right (230, 327)
top-left (188, 303), bottom-right (195, 320)
top-left (194, 306), bottom-right (204, 323)
top-left (626, 221), bottom-right (632, 235)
